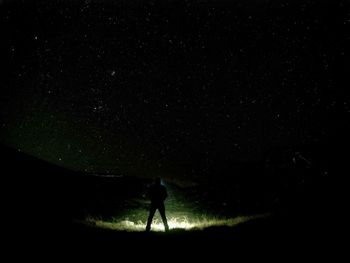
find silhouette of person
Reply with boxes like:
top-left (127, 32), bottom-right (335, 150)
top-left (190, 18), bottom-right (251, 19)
top-left (145, 177), bottom-right (169, 232)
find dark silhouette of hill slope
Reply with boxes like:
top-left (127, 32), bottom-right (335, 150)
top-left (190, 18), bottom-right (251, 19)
top-left (0, 143), bottom-right (343, 258)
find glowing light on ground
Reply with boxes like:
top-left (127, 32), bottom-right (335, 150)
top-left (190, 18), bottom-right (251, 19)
top-left (83, 214), bottom-right (268, 232)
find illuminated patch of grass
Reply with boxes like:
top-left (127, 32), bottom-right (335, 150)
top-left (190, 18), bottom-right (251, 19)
top-left (83, 213), bottom-right (269, 232)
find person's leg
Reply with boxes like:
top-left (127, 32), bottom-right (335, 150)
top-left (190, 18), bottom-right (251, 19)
top-left (146, 204), bottom-right (157, 232)
top-left (158, 203), bottom-right (169, 231)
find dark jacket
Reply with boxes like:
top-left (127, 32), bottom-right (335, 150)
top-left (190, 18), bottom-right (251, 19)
top-left (149, 184), bottom-right (167, 204)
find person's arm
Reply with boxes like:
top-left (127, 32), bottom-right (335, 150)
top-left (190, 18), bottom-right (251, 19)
top-left (163, 187), bottom-right (168, 200)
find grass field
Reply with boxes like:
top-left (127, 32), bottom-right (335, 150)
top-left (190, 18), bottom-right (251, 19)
top-left (82, 212), bottom-right (268, 232)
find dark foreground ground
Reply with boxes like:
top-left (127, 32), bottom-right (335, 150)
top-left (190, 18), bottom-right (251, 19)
top-left (2, 214), bottom-right (342, 260)
top-left (0, 144), bottom-right (344, 259)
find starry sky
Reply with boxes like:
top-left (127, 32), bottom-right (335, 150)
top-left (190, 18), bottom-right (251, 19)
top-left (0, 0), bottom-right (348, 183)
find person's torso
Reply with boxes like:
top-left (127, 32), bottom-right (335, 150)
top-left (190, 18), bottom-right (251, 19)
top-left (150, 185), bottom-right (167, 202)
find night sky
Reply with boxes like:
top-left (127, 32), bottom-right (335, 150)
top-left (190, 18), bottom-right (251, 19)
top-left (0, 0), bottom-right (348, 184)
